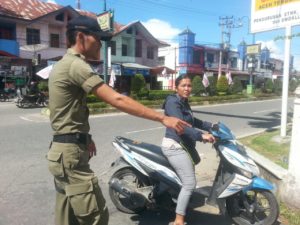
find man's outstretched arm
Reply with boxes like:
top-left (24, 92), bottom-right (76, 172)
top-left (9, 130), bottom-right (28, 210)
top-left (92, 83), bottom-right (190, 133)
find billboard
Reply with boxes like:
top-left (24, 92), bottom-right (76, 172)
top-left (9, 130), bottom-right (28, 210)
top-left (251, 0), bottom-right (300, 33)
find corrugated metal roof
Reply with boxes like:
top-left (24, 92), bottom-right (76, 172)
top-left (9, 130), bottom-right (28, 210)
top-left (0, 0), bottom-right (98, 20)
top-left (0, 0), bottom-right (62, 20)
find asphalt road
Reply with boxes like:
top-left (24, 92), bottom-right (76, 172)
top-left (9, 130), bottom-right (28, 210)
top-left (0, 98), bottom-right (293, 225)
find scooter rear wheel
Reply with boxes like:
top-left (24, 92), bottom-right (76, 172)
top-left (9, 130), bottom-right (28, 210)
top-left (226, 190), bottom-right (279, 225)
top-left (109, 168), bottom-right (149, 214)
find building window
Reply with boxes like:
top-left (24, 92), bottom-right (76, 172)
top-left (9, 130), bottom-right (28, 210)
top-left (135, 39), bottom-right (142, 57)
top-left (126, 28), bottom-right (133, 34)
top-left (147, 46), bottom-right (154, 59)
top-left (50, 34), bottom-right (59, 48)
top-left (158, 56), bottom-right (165, 66)
top-left (193, 50), bottom-right (201, 64)
top-left (0, 28), bottom-right (13, 40)
top-left (55, 13), bottom-right (64, 21)
top-left (207, 53), bottom-right (214, 63)
top-left (122, 44), bottom-right (128, 56)
top-left (109, 41), bottom-right (116, 55)
top-left (230, 57), bottom-right (238, 68)
top-left (26, 28), bottom-right (40, 45)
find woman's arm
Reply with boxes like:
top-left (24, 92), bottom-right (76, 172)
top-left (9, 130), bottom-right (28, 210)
top-left (194, 118), bottom-right (213, 132)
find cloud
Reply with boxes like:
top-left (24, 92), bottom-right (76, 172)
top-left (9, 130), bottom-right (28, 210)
top-left (257, 40), bottom-right (300, 70)
top-left (257, 40), bottom-right (283, 60)
top-left (47, 0), bottom-right (57, 4)
top-left (142, 19), bottom-right (181, 44)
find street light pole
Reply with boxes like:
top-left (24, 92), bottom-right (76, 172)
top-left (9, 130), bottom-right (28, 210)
top-left (238, 16), bottom-right (255, 44)
top-left (103, 0), bottom-right (108, 84)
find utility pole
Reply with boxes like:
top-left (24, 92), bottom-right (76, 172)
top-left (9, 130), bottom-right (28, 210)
top-left (174, 46), bottom-right (177, 90)
top-left (218, 16), bottom-right (234, 79)
top-left (76, 0), bottom-right (80, 9)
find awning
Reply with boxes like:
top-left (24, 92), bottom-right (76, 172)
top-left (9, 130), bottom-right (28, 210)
top-left (0, 50), bottom-right (18, 58)
top-left (20, 44), bottom-right (48, 52)
top-left (122, 63), bottom-right (150, 76)
top-left (150, 66), bottom-right (176, 76)
top-left (122, 63), bottom-right (150, 69)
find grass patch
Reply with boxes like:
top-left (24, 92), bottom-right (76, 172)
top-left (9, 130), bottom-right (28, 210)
top-left (279, 203), bottom-right (300, 225)
top-left (239, 129), bottom-right (290, 169)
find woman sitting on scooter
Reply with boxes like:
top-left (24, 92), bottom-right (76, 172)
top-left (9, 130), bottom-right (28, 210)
top-left (161, 74), bottom-right (215, 225)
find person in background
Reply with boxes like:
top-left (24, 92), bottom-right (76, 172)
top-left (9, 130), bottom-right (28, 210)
top-left (47, 15), bottom-right (190, 225)
top-left (29, 81), bottom-right (39, 95)
top-left (161, 74), bottom-right (215, 225)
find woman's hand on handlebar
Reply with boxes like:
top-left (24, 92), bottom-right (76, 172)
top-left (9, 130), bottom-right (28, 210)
top-left (201, 133), bottom-right (215, 143)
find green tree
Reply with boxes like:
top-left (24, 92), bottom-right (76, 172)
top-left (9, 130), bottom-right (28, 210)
top-left (192, 75), bottom-right (205, 96)
top-left (289, 78), bottom-right (299, 92)
top-left (207, 76), bottom-right (217, 96)
top-left (273, 79), bottom-right (282, 95)
top-left (131, 74), bottom-right (146, 94)
top-left (230, 77), bottom-right (243, 94)
top-left (216, 75), bottom-right (229, 95)
top-left (265, 78), bottom-right (273, 93)
top-left (131, 74), bottom-right (148, 99)
top-left (38, 81), bottom-right (48, 92)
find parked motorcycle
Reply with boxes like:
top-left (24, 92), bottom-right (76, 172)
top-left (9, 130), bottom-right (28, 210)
top-left (108, 122), bottom-right (279, 225)
top-left (0, 91), bottom-right (9, 102)
top-left (15, 92), bottom-right (48, 108)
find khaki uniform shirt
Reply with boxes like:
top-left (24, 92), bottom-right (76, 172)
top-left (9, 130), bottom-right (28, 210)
top-left (49, 48), bottom-right (103, 135)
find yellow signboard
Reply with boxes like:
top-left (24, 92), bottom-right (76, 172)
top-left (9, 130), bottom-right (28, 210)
top-left (97, 11), bottom-right (112, 31)
top-left (251, 0), bottom-right (300, 32)
top-left (246, 44), bottom-right (261, 55)
top-left (255, 0), bottom-right (300, 11)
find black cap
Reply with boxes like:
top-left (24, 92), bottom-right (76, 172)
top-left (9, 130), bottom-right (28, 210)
top-left (67, 15), bottom-right (112, 41)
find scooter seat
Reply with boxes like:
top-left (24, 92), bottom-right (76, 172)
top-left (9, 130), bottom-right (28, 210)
top-left (115, 137), bottom-right (172, 169)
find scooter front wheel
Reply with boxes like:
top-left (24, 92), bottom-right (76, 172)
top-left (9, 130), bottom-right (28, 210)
top-left (226, 190), bottom-right (279, 225)
top-left (109, 168), bottom-right (149, 214)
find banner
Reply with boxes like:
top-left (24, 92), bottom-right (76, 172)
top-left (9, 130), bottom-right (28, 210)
top-left (251, 0), bottom-right (300, 33)
top-left (226, 72), bottom-right (233, 85)
top-left (202, 73), bottom-right (209, 88)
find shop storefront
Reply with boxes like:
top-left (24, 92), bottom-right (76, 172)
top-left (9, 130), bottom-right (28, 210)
top-left (0, 57), bottom-right (32, 93)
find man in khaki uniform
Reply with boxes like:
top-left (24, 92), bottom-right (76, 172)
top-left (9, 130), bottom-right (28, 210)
top-left (47, 15), bottom-right (189, 225)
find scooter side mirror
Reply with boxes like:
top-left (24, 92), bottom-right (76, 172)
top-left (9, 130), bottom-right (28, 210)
top-left (211, 123), bottom-right (219, 132)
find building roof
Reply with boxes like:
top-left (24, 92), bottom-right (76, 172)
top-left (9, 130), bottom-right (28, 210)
top-left (0, 0), bottom-right (62, 20)
top-left (179, 27), bottom-right (195, 36)
top-left (0, 0), bottom-right (165, 46)
top-left (0, 0), bottom-right (95, 20)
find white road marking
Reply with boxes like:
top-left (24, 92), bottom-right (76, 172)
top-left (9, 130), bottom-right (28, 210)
top-left (126, 126), bottom-right (164, 134)
top-left (19, 116), bottom-right (34, 122)
top-left (19, 114), bottom-right (49, 123)
top-left (253, 109), bottom-right (277, 114)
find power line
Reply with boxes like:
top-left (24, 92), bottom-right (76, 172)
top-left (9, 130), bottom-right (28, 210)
top-left (110, 0), bottom-right (218, 18)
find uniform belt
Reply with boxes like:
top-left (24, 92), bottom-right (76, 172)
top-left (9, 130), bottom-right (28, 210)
top-left (53, 133), bottom-right (91, 145)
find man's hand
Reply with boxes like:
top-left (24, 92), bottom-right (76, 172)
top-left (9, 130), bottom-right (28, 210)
top-left (162, 116), bottom-right (191, 134)
top-left (201, 133), bottom-right (215, 143)
top-left (88, 140), bottom-right (97, 159)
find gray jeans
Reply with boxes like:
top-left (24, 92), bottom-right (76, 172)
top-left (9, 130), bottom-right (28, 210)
top-left (161, 138), bottom-right (196, 216)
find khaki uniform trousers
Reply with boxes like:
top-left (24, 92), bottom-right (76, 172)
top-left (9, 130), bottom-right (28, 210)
top-left (47, 142), bottom-right (109, 225)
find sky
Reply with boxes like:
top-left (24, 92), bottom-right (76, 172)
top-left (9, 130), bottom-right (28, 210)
top-left (51, 0), bottom-right (300, 70)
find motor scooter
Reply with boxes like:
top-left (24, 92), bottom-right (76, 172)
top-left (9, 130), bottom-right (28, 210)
top-left (108, 122), bottom-right (279, 225)
top-left (15, 92), bottom-right (48, 108)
